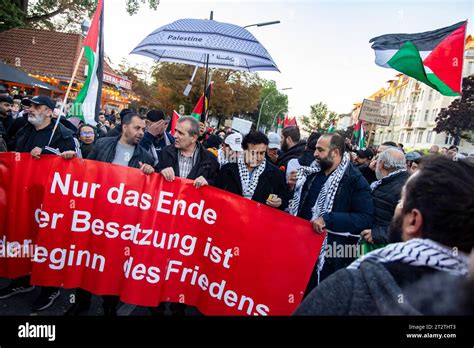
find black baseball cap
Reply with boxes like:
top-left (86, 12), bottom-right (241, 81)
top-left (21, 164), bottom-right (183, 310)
top-left (356, 149), bottom-right (374, 160)
top-left (21, 96), bottom-right (56, 110)
top-left (146, 109), bottom-right (165, 122)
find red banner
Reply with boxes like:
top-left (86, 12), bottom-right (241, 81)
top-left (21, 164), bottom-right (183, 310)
top-left (0, 153), bottom-right (324, 315)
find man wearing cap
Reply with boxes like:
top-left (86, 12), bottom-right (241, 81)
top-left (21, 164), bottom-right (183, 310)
top-left (0, 96), bottom-right (81, 312)
top-left (217, 132), bottom-right (243, 167)
top-left (266, 132), bottom-right (282, 165)
top-left (355, 148), bottom-right (376, 184)
top-left (14, 96), bottom-right (81, 158)
top-left (139, 109), bottom-right (175, 166)
top-left (214, 130), bottom-right (289, 211)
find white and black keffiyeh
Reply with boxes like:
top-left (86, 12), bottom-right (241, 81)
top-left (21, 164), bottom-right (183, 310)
top-left (218, 148), bottom-right (229, 167)
top-left (238, 157), bottom-right (267, 199)
top-left (370, 169), bottom-right (407, 192)
top-left (288, 160), bottom-right (321, 216)
top-left (348, 238), bottom-right (469, 276)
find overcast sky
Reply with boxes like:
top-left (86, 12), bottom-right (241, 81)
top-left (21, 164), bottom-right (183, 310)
top-left (103, 0), bottom-right (473, 116)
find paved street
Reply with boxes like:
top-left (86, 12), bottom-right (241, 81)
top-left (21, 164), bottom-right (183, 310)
top-left (0, 278), bottom-right (199, 316)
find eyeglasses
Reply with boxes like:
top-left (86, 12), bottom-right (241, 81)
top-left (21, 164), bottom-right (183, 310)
top-left (80, 131), bottom-right (94, 136)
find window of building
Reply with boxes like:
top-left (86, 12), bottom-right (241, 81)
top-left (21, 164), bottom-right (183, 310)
top-left (428, 89), bottom-right (433, 101)
top-left (467, 62), bottom-right (473, 76)
top-left (426, 131), bottom-right (433, 143)
top-left (406, 131), bottom-right (412, 143)
top-left (417, 131), bottom-right (424, 143)
top-left (424, 110), bottom-right (429, 121)
top-left (445, 134), bottom-right (454, 145)
top-left (399, 133), bottom-right (405, 143)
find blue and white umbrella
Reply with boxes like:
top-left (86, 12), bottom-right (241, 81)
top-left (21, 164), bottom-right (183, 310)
top-left (130, 18), bottom-right (279, 72)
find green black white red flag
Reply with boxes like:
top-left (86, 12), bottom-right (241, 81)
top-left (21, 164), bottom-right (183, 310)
top-left (73, 0), bottom-right (104, 125)
top-left (370, 21), bottom-right (467, 96)
top-left (190, 81), bottom-right (213, 122)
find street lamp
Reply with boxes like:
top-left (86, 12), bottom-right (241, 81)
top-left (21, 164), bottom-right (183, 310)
top-left (257, 87), bottom-right (292, 130)
top-left (272, 107), bottom-right (292, 132)
top-left (243, 20), bottom-right (280, 29)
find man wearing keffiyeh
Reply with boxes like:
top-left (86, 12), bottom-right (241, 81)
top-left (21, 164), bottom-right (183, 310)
top-left (295, 156), bottom-right (474, 316)
top-left (215, 131), bottom-right (289, 210)
top-left (287, 133), bottom-right (373, 293)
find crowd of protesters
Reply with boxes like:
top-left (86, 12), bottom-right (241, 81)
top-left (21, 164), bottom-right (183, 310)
top-left (0, 89), bottom-right (473, 316)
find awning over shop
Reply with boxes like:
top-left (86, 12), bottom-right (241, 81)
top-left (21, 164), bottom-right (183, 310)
top-left (0, 61), bottom-right (60, 92)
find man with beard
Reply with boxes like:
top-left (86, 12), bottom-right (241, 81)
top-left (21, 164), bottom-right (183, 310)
top-left (65, 113), bottom-right (154, 316)
top-left (294, 155), bottom-right (474, 315)
top-left (0, 96), bottom-right (12, 149)
top-left (360, 147), bottom-right (409, 246)
top-left (277, 126), bottom-right (306, 172)
top-left (215, 130), bottom-right (288, 210)
top-left (287, 133), bottom-right (373, 293)
top-left (0, 96), bottom-right (81, 312)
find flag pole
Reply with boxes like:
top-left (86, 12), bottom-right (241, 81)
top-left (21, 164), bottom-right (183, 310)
top-left (47, 46), bottom-right (85, 146)
top-left (201, 10), bottom-right (213, 123)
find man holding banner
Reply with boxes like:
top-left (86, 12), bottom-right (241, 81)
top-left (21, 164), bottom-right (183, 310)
top-left (288, 133), bottom-right (373, 293)
top-left (157, 116), bottom-right (219, 188)
top-left (0, 95), bottom-right (81, 311)
top-left (215, 130), bottom-right (288, 211)
top-left (65, 112), bottom-right (154, 315)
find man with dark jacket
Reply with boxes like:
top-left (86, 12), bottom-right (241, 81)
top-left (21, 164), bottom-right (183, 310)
top-left (277, 126), bottom-right (306, 171)
top-left (155, 116), bottom-right (219, 316)
top-left (65, 113), bottom-right (154, 316)
top-left (15, 96), bottom-right (81, 157)
top-left (288, 133), bottom-right (373, 291)
top-left (215, 130), bottom-right (289, 211)
top-left (361, 147), bottom-right (409, 245)
top-left (0, 96), bottom-right (81, 312)
top-left (87, 113), bottom-right (155, 170)
top-left (294, 156), bottom-right (474, 315)
top-left (157, 116), bottom-right (219, 187)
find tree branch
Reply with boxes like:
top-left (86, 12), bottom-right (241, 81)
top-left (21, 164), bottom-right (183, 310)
top-left (24, 1), bottom-right (76, 23)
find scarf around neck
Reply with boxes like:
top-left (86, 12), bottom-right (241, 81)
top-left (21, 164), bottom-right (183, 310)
top-left (238, 157), bottom-right (266, 199)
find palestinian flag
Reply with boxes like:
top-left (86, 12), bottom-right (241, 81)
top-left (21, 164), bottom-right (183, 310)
top-left (370, 21), bottom-right (467, 96)
top-left (190, 81), bottom-right (213, 122)
top-left (72, 0), bottom-right (104, 125)
top-left (353, 120), bottom-right (365, 149)
top-left (283, 114), bottom-right (297, 127)
top-left (277, 116), bottom-right (283, 130)
top-left (170, 110), bottom-right (180, 136)
top-left (327, 119), bottom-right (336, 133)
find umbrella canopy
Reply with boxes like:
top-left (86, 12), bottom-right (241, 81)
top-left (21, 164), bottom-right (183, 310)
top-left (130, 18), bottom-right (279, 72)
top-left (0, 61), bottom-right (60, 91)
